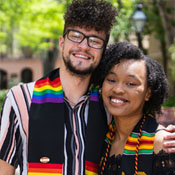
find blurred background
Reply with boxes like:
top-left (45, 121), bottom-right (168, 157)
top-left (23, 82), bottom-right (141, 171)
top-left (0, 0), bottom-right (174, 174)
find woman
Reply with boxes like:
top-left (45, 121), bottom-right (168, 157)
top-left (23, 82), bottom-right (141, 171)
top-left (98, 42), bottom-right (175, 175)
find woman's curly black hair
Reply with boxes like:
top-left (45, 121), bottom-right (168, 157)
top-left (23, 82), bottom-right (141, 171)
top-left (64, 0), bottom-right (117, 41)
top-left (144, 55), bottom-right (169, 115)
top-left (95, 42), bottom-right (169, 116)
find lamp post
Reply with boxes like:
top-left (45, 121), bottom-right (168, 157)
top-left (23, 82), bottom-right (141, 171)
top-left (132, 4), bottom-right (146, 51)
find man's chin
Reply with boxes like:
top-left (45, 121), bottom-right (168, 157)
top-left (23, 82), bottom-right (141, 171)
top-left (63, 57), bottom-right (95, 75)
top-left (68, 67), bottom-right (94, 76)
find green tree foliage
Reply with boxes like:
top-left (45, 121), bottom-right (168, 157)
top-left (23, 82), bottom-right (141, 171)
top-left (169, 44), bottom-right (175, 82)
top-left (107, 0), bottom-right (137, 42)
top-left (0, 90), bottom-right (7, 111)
top-left (143, 0), bottom-right (175, 95)
top-left (17, 0), bottom-right (65, 55)
top-left (0, 0), bottom-right (65, 57)
top-left (0, 0), bottom-right (67, 74)
top-left (0, 0), bottom-right (26, 54)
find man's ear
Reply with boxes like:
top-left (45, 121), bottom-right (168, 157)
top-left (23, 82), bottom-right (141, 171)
top-left (145, 87), bottom-right (151, 101)
top-left (59, 36), bottom-right (64, 52)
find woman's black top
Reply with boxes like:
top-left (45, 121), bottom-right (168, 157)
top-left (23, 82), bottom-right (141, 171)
top-left (103, 150), bottom-right (175, 175)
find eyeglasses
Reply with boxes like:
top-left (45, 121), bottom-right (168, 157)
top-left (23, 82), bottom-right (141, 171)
top-left (63, 29), bottom-right (106, 49)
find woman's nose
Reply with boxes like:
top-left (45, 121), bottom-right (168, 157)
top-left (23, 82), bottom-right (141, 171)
top-left (112, 84), bottom-right (124, 94)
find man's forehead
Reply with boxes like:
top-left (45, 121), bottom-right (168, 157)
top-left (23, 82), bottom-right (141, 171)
top-left (66, 26), bottom-right (106, 38)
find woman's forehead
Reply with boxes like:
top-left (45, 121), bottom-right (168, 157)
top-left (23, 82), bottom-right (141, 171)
top-left (111, 59), bottom-right (146, 78)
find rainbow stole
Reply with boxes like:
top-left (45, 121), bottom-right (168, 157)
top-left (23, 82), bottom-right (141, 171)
top-left (28, 68), bottom-right (107, 175)
top-left (28, 161), bottom-right (98, 175)
top-left (32, 77), bottom-right (64, 104)
top-left (31, 77), bottom-right (98, 104)
top-left (28, 163), bottom-right (63, 175)
top-left (121, 115), bottom-right (158, 174)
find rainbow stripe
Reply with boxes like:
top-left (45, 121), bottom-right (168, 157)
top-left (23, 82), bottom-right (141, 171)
top-left (89, 85), bottom-right (99, 102)
top-left (123, 131), bottom-right (155, 155)
top-left (32, 77), bottom-right (64, 104)
top-left (85, 161), bottom-right (98, 175)
top-left (28, 163), bottom-right (63, 175)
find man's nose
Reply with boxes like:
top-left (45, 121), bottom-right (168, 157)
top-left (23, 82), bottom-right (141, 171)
top-left (78, 37), bottom-right (90, 50)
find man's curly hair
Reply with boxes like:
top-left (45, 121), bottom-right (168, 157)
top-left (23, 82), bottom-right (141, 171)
top-left (97, 42), bottom-right (169, 116)
top-left (64, 0), bottom-right (117, 41)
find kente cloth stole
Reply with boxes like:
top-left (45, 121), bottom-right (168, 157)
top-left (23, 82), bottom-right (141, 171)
top-left (100, 114), bottom-right (158, 175)
top-left (28, 68), bottom-right (107, 175)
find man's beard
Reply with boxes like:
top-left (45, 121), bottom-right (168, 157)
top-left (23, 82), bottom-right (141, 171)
top-left (63, 56), bottom-right (95, 76)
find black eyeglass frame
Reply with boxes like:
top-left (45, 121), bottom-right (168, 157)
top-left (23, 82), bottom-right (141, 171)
top-left (63, 29), bottom-right (106, 49)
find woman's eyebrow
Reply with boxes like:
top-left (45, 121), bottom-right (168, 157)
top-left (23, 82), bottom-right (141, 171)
top-left (108, 71), bottom-right (116, 75)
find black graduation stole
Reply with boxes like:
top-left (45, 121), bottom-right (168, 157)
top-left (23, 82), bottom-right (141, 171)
top-left (99, 115), bottom-right (158, 175)
top-left (28, 68), bottom-right (107, 174)
top-left (121, 115), bottom-right (158, 175)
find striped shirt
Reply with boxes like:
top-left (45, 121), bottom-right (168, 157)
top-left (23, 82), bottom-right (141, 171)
top-left (0, 82), bottom-right (93, 175)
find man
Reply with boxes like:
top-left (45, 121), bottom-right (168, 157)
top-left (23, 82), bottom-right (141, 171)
top-left (0, 0), bottom-right (175, 175)
top-left (0, 0), bottom-right (116, 174)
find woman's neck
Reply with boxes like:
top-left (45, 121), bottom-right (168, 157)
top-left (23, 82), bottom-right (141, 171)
top-left (114, 114), bottom-right (142, 142)
top-left (109, 114), bottom-right (143, 156)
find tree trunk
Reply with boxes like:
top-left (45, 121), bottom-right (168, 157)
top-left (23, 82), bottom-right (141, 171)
top-left (43, 39), bottom-right (59, 75)
top-left (157, 0), bottom-right (175, 47)
top-left (156, 0), bottom-right (175, 95)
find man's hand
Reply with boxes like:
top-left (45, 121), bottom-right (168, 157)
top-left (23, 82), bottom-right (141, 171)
top-left (163, 124), bottom-right (175, 153)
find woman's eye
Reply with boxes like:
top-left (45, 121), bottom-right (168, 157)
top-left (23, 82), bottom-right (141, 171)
top-left (107, 79), bottom-right (116, 83)
top-left (127, 82), bottom-right (136, 86)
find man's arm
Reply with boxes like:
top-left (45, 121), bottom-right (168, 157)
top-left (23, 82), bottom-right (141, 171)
top-left (0, 89), bottom-right (20, 174)
top-left (163, 124), bottom-right (175, 153)
top-left (0, 159), bottom-right (15, 175)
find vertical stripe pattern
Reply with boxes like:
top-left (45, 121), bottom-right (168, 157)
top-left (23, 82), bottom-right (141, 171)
top-left (0, 82), bottom-right (34, 175)
top-left (64, 96), bottom-right (89, 174)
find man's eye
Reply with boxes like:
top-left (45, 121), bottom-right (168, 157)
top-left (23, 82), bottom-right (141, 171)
top-left (90, 39), bottom-right (100, 44)
top-left (71, 34), bottom-right (81, 39)
top-left (89, 38), bottom-right (102, 45)
top-left (69, 32), bottom-right (82, 41)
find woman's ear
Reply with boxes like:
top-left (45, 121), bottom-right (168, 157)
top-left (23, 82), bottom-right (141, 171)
top-left (145, 87), bottom-right (151, 101)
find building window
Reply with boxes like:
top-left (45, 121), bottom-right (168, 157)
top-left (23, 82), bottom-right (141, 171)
top-left (0, 70), bottom-right (7, 89)
top-left (21, 68), bottom-right (33, 83)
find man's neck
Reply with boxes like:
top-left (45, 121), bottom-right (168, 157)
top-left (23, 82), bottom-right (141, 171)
top-left (59, 62), bottom-right (91, 106)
